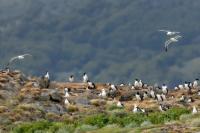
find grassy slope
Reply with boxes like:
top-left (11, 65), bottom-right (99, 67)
top-left (11, 107), bottom-right (197, 133)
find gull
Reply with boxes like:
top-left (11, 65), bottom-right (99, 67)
top-left (69, 75), bottom-right (74, 82)
top-left (83, 73), bottom-right (88, 83)
top-left (192, 106), bottom-right (198, 114)
top-left (159, 104), bottom-right (170, 112)
top-left (159, 29), bottom-right (180, 36)
top-left (162, 84), bottom-right (168, 95)
top-left (133, 104), bottom-right (145, 113)
top-left (192, 79), bottom-right (199, 89)
top-left (7, 54), bottom-right (32, 66)
top-left (164, 35), bottom-right (182, 52)
top-left (99, 89), bottom-right (107, 98)
top-left (44, 71), bottom-right (49, 79)
top-left (117, 101), bottom-right (124, 108)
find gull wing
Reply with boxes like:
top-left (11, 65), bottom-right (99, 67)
top-left (21, 53), bottom-right (32, 57)
top-left (9, 56), bottom-right (19, 63)
top-left (174, 35), bottom-right (182, 40)
top-left (164, 40), bottom-right (173, 52)
top-left (158, 29), bottom-right (170, 32)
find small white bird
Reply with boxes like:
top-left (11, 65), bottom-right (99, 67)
top-left (164, 35), bottom-right (182, 52)
top-left (45, 71), bottom-right (49, 79)
top-left (192, 106), bottom-right (198, 114)
top-left (64, 98), bottom-right (70, 105)
top-left (143, 91), bottom-right (148, 99)
top-left (162, 84), bottom-right (168, 95)
top-left (184, 82), bottom-right (191, 90)
top-left (111, 84), bottom-right (117, 92)
top-left (87, 80), bottom-right (95, 89)
top-left (138, 80), bottom-right (143, 88)
top-left (99, 89), bottom-right (107, 98)
top-left (7, 54), bottom-right (32, 66)
top-left (133, 104), bottom-right (145, 113)
top-left (150, 90), bottom-right (156, 99)
top-left (156, 94), bottom-right (163, 102)
top-left (174, 86), bottom-right (179, 90)
top-left (180, 94), bottom-right (185, 102)
top-left (159, 104), bottom-right (169, 112)
top-left (69, 75), bottom-right (74, 82)
top-left (135, 92), bottom-right (143, 101)
top-left (83, 73), bottom-right (88, 83)
top-left (159, 29), bottom-right (180, 36)
top-left (193, 79), bottom-right (199, 89)
top-left (134, 79), bottom-right (139, 88)
top-left (64, 88), bottom-right (70, 98)
top-left (178, 84), bottom-right (184, 90)
top-left (117, 101), bottom-right (124, 108)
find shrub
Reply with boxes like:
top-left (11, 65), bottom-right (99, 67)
top-left (83, 114), bottom-right (109, 127)
top-left (190, 118), bottom-right (200, 127)
top-left (107, 104), bottom-right (124, 111)
top-left (75, 124), bottom-right (97, 133)
top-left (140, 121), bottom-right (153, 127)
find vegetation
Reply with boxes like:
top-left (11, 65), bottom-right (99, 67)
top-left (12, 107), bottom-right (190, 133)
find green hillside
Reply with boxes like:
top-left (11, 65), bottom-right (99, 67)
top-left (0, 0), bottom-right (200, 85)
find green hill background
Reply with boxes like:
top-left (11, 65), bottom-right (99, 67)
top-left (0, 0), bottom-right (200, 86)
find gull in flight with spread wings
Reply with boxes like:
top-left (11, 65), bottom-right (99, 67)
top-left (164, 35), bottom-right (182, 52)
top-left (7, 54), bottom-right (32, 66)
top-left (159, 29), bottom-right (180, 36)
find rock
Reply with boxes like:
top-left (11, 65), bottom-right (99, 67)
top-left (75, 98), bottom-right (90, 106)
top-left (119, 94), bottom-right (133, 101)
top-left (49, 90), bottom-right (62, 102)
top-left (46, 103), bottom-right (66, 115)
top-left (39, 77), bottom-right (50, 89)
top-left (39, 92), bottom-right (50, 101)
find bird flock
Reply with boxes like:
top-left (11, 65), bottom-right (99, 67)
top-left (57, 72), bottom-right (200, 114)
top-left (158, 29), bottom-right (182, 52)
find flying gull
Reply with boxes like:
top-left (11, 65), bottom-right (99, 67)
top-left (159, 29), bottom-right (180, 36)
top-left (7, 54), bottom-right (32, 67)
top-left (164, 35), bottom-right (182, 52)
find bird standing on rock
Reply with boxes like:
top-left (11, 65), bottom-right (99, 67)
top-left (193, 79), bottom-right (199, 89)
top-left (69, 75), bottom-right (74, 82)
top-left (162, 84), bottom-right (168, 95)
top-left (83, 73), bottom-right (88, 83)
top-left (45, 71), bottom-right (50, 79)
top-left (117, 101), bottom-right (124, 108)
top-left (192, 106), bottom-right (198, 114)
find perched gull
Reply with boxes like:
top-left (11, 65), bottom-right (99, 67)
top-left (117, 101), bottom-right (124, 108)
top-left (69, 75), bottom-right (74, 82)
top-left (99, 88), bottom-right (107, 98)
top-left (162, 84), bottom-right (168, 95)
top-left (159, 104), bottom-right (170, 112)
top-left (64, 98), bottom-right (70, 105)
top-left (192, 79), bottom-right (199, 89)
top-left (45, 71), bottom-right (50, 79)
top-left (159, 29), bottom-right (180, 36)
top-left (83, 72), bottom-right (88, 83)
top-left (164, 35), bottom-right (182, 52)
top-left (192, 106), bottom-right (198, 114)
top-left (7, 54), bottom-right (32, 66)
top-left (64, 88), bottom-right (70, 98)
top-left (133, 104), bottom-right (145, 113)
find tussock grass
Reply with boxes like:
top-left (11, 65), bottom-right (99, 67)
top-left (11, 107), bottom-right (190, 133)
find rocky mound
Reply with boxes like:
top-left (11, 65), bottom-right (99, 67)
top-left (0, 70), bottom-right (199, 132)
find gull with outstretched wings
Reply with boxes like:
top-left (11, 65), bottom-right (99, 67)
top-left (159, 29), bottom-right (180, 36)
top-left (7, 54), bottom-right (32, 66)
top-left (164, 35), bottom-right (182, 52)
